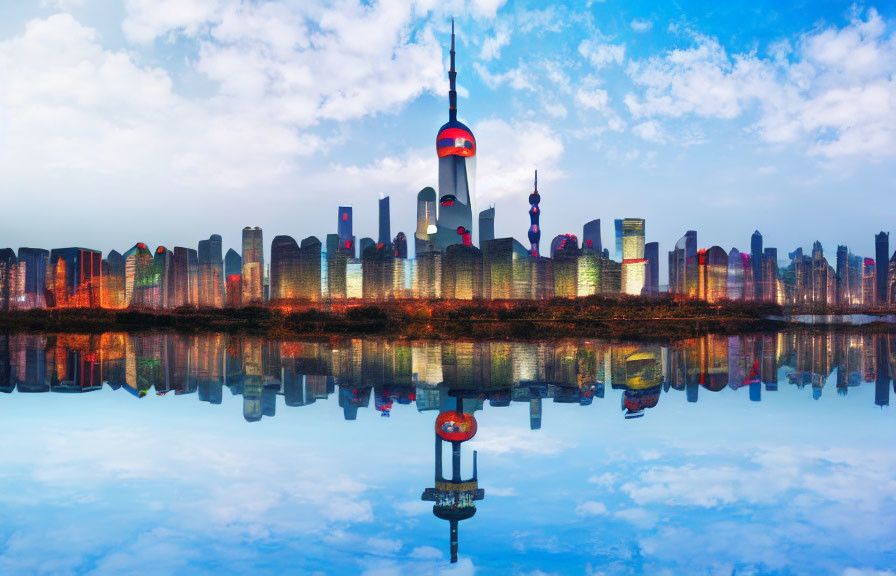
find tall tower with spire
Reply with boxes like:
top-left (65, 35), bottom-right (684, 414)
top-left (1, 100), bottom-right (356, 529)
top-left (436, 20), bottom-right (477, 251)
top-left (528, 170), bottom-right (541, 257)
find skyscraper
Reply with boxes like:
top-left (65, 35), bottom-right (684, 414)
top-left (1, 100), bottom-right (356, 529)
top-left (224, 248), bottom-right (242, 307)
top-left (378, 196), bottom-right (391, 247)
top-left (338, 206), bottom-right (355, 257)
top-left (614, 219), bottom-right (623, 261)
top-left (270, 235), bottom-right (301, 301)
top-left (17, 247), bottom-right (48, 309)
top-left (836, 245), bottom-right (849, 306)
top-left (875, 231), bottom-right (889, 305)
top-left (198, 234), bottom-right (224, 308)
top-left (528, 171), bottom-right (540, 258)
top-left (436, 21), bottom-right (476, 251)
top-left (299, 236), bottom-right (323, 301)
top-left (621, 218), bottom-right (646, 296)
top-left (582, 220), bottom-right (601, 253)
top-left (751, 230), bottom-right (763, 301)
top-left (242, 227), bottom-right (264, 304)
top-left (644, 241), bottom-right (659, 296)
top-left (478, 207), bottom-right (495, 245)
top-left (47, 248), bottom-right (102, 308)
top-left (415, 187), bottom-right (438, 255)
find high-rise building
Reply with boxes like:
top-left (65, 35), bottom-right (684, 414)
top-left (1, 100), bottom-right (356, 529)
top-left (270, 235), bottom-right (301, 301)
top-left (152, 246), bottom-right (174, 308)
top-left (102, 249), bottom-right (126, 309)
top-left (614, 219), bottom-right (623, 261)
top-left (751, 230), bottom-right (763, 301)
top-left (644, 242), bottom-right (659, 296)
top-left (863, 258), bottom-right (876, 304)
top-left (242, 227), bottom-right (264, 304)
top-left (0, 249), bottom-right (16, 311)
top-left (298, 236), bottom-right (323, 301)
top-left (378, 196), bottom-right (391, 247)
top-left (582, 219), bottom-right (601, 253)
top-left (393, 232), bottom-right (408, 259)
top-left (198, 234), bottom-right (224, 308)
top-left (442, 229), bottom-right (482, 300)
top-left (836, 245), bottom-right (849, 306)
top-left (47, 248), bottom-right (102, 308)
top-left (123, 243), bottom-right (154, 307)
top-left (482, 237), bottom-right (530, 299)
top-left (875, 231), bottom-right (889, 306)
top-left (415, 187), bottom-right (438, 256)
top-left (621, 218), bottom-right (646, 296)
top-left (669, 230), bottom-right (697, 297)
top-left (17, 247), bottom-right (48, 309)
top-left (338, 206), bottom-right (355, 258)
top-left (528, 171), bottom-right (541, 257)
top-left (478, 207), bottom-right (495, 245)
top-left (763, 247), bottom-right (778, 303)
top-left (172, 247), bottom-right (199, 307)
top-left (551, 234), bottom-right (580, 297)
top-left (436, 22), bottom-right (476, 251)
top-left (699, 247), bottom-right (729, 303)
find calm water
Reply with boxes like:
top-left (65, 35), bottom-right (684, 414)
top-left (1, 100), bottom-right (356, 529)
top-left (0, 331), bottom-right (894, 575)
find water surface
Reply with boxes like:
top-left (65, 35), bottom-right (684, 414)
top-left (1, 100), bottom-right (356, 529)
top-left (0, 331), bottom-right (894, 575)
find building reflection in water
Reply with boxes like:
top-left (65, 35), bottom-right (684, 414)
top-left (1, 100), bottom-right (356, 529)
top-left (1, 329), bottom-right (895, 562)
top-left (1, 331), bottom-right (895, 415)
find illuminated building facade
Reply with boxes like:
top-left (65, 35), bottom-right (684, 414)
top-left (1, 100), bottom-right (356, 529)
top-left (172, 247), bottom-right (199, 308)
top-left (621, 218), bottom-right (646, 296)
top-left (669, 230), bottom-right (697, 297)
top-left (338, 206), bottom-right (355, 257)
top-left (443, 240), bottom-right (482, 300)
top-left (699, 246), bottom-right (728, 303)
top-left (102, 250), bottom-right (126, 309)
top-left (415, 187), bottom-right (438, 255)
top-left (551, 234), bottom-right (580, 298)
top-left (436, 22), bottom-right (476, 251)
top-left (270, 235), bottom-right (301, 301)
top-left (482, 238), bottom-right (530, 299)
top-left (0, 249), bottom-right (15, 310)
top-left (47, 248), bottom-right (102, 308)
top-left (241, 227), bottom-right (264, 304)
top-left (198, 234), bottom-right (224, 308)
top-left (299, 236), bottom-right (323, 301)
top-left (17, 248), bottom-right (48, 309)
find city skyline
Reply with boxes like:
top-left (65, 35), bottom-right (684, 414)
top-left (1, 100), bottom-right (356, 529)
top-left (1, 1), bottom-right (894, 268)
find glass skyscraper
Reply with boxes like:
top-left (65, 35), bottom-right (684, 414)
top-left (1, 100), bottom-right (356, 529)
top-left (241, 227), bottom-right (264, 304)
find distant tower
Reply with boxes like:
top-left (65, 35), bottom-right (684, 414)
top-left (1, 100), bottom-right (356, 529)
top-left (582, 219), bottom-right (601, 253)
top-left (875, 231), bottom-right (889, 305)
top-left (241, 227), bottom-right (264, 304)
top-left (478, 207), bottom-right (495, 245)
top-left (378, 196), bottom-right (391, 247)
top-left (751, 230), bottom-right (763, 300)
top-left (436, 20), bottom-right (477, 251)
top-left (528, 170), bottom-right (541, 257)
top-left (614, 219), bottom-right (623, 261)
top-left (338, 206), bottom-right (354, 257)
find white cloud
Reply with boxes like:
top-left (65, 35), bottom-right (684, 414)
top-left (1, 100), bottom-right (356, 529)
top-left (613, 507), bottom-right (658, 528)
top-left (578, 38), bottom-right (625, 69)
top-left (630, 18), bottom-right (653, 33)
top-left (480, 24), bottom-right (510, 61)
top-left (623, 8), bottom-right (896, 158)
top-left (472, 119), bottom-right (565, 203)
top-left (632, 120), bottom-right (666, 143)
top-left (575, 501), bottom-right (608, 516)
top-left (575, 88), bottom-right (609, 111)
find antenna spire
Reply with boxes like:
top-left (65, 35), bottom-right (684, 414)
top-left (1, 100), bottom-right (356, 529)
top-left (534, 169), bottom-right (538, 191)
top-left (449, 19), bottom-right (457, 122)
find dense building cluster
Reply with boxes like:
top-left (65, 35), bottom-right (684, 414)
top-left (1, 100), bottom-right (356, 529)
top-left (0, 23), bottom-right (892, 311)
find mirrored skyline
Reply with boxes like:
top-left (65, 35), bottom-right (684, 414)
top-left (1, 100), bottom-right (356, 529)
top-left (1, 330), bottom-right (894, 574)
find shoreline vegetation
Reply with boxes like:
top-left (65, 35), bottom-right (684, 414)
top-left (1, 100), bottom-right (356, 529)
top-left (2, 295), bottom-right (895, 341)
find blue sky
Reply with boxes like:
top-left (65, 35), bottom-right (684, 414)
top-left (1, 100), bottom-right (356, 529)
top-left (0, 0), bottom-right (894, 269)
